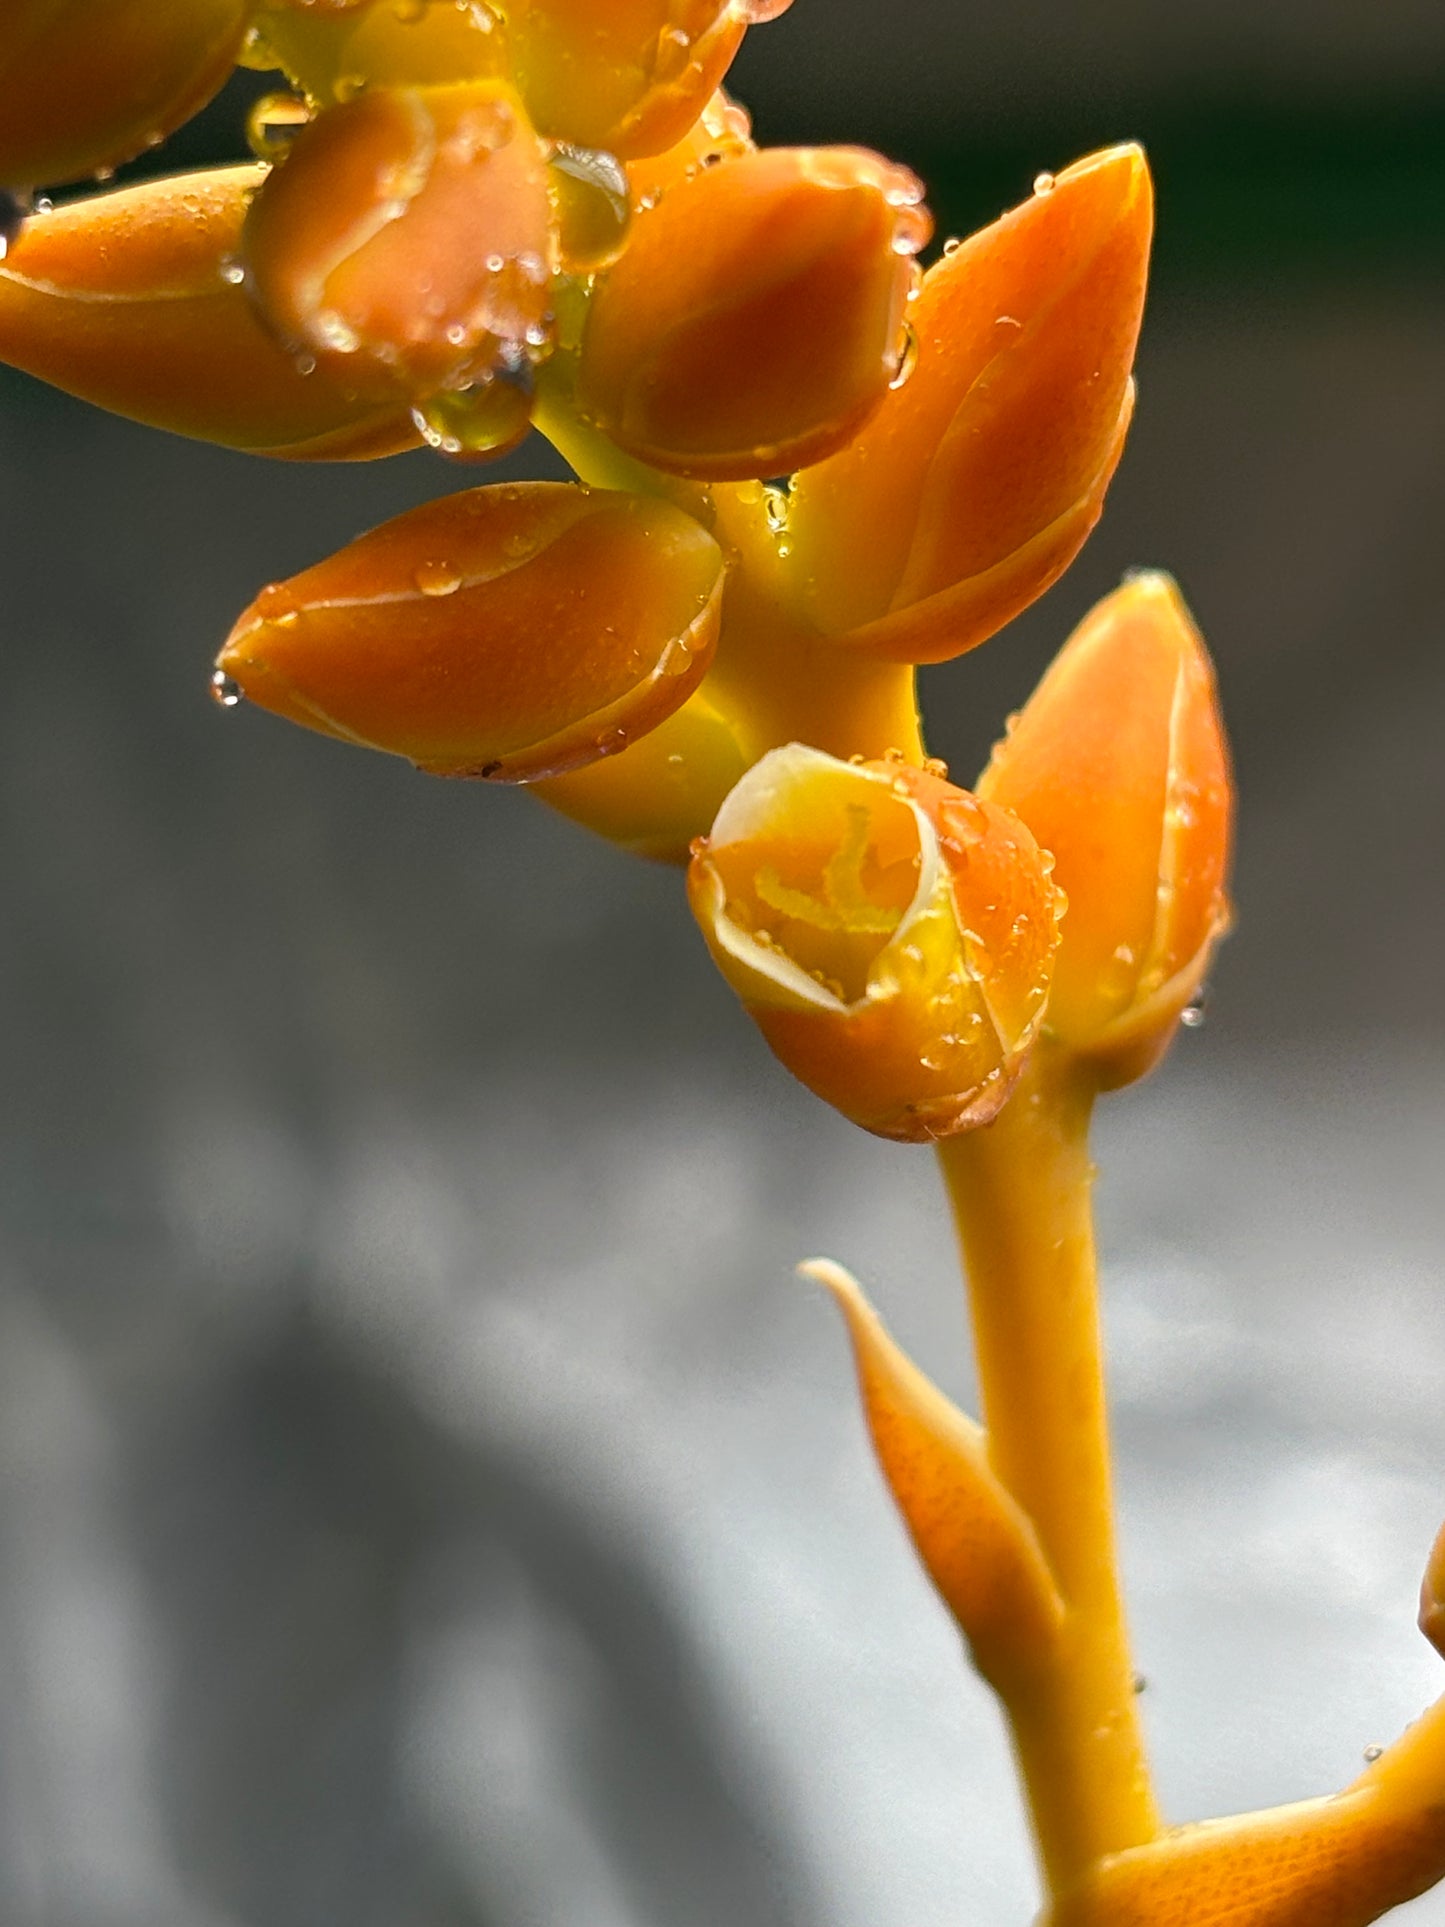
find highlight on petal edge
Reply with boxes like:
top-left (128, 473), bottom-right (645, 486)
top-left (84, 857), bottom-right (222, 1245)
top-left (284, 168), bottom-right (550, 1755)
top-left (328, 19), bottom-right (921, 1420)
top-left (0, 166), bottom-right (419, 459)
top-left (978, 572), bottom-right (1232, 1089)
top-left (216, 482), bottom-right (725, 781)
top-left (0, 0), bottom-right (252, 189)
top-left (578, 145), bottom-right (929, 480)
top-left (786, 144), bottom-right (1151, 663)
top-left (687, 746), bottom-right (1062, 1140)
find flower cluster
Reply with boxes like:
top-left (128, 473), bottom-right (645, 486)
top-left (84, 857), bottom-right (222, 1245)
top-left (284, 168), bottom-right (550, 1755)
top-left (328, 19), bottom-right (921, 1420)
top-left (0, 0), bottom-right (1224, 1142)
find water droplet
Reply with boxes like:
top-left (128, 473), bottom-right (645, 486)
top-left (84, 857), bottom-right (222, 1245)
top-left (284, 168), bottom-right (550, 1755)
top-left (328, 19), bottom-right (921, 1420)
top-left (1180, 998), bottom-right (1206, 1030)
top-left (33, 195), bottom-right (52, 215)
top-left (888, 322), bottom-right (919, 390)
top-left (293, 351), bottom-right (317, 376)
top-left (1363, 1744), bottom-right (1384, 1764)
top-left (236, 23), bottom-right (281, 71)
top-left (414, 559), bottom-right (463, 597)
top-left (548, 142), bottom-right (630, 273)
top-left (595, 726), bottom-right (628, 756)
top-left (891, 202), bottom-right (931, 256)
top-left (1033, 171), bottom-right (1056, 195)
top-left (763, 486), bottom-right (790, 533)
top-left (210, 670), bottom-right (244, 708)
top-left (219, 255), bottom-right (247, 286)
top-left (732, 0), bottom-right (793, 18)
top-left (994, 313), bottom-right (1022, 334)
top-left (413, 374), bottom-right (532, 461)
top-left (921, 756), bottom-right (948, 778)
top-left (246, 91), bottom-right (311, 162)
top-left (941, 236), bottom-right (961, 257)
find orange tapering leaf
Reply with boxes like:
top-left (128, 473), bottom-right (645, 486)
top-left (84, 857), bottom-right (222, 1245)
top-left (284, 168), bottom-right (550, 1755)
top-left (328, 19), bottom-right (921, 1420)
top-left (1047, 1694), bottom-right (1445, 1927)
top-left (242, 80), bottom-right (554, 404)
top-left (578, 145), bottom-right (929, 481)
top-left (805, 1257), bottom-right (1062, 1688)
top-left (0, 0), bottom-right (253, 189)
top-left (0, 166), bottom-right (419, 458)
top-left (216, 482), bottom-right (724, 780)
top-left (787, 144), bottom-right (1151, 663)
top-left (688, 746), bottom-right (1062, 1141)
top-left (978, 572), bottom-right (1232, 1088)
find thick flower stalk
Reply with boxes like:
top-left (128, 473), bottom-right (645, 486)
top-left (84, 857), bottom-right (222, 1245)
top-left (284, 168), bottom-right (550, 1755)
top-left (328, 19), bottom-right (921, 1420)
top-left (3, 5), bottom-right (1439, 1925)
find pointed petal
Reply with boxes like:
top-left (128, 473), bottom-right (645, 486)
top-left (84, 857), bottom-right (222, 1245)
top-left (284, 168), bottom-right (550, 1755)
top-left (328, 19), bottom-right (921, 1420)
top-left (788, 145), bottom-right (1151, 662)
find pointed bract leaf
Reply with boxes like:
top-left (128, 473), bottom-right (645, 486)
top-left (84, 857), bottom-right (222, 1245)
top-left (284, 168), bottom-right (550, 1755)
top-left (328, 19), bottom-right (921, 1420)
top-left (788, 145), bottom-right (1151, 663)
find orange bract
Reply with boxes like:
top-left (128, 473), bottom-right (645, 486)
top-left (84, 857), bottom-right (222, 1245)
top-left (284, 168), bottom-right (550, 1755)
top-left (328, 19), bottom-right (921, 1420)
top-left (217, 482), bottom-right (725, 780)
top-left (688, 746), bottom-right (1061, 1140)
top-left (242, 78), bottom-right (553, 401)
top-left (579, 145), bottom-right (928, 480)
top-left (0, 166), bottom-right (418, 458)
top-left (788, 144), bottom-right (1151, 663)
top-left (0, 0), bottom-right (253, 188)
top-left (978, 572), bottom-right (1232, 1087)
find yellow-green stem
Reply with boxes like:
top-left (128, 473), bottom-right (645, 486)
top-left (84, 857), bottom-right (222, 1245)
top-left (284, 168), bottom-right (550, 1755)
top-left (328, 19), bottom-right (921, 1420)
top-left (937, 1046), bottom-right (1160, 1897)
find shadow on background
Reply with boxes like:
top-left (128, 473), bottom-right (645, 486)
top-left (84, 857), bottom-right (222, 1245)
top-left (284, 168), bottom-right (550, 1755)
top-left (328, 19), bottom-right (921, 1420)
top-left (1, 4), bottom-right (1443, 1923)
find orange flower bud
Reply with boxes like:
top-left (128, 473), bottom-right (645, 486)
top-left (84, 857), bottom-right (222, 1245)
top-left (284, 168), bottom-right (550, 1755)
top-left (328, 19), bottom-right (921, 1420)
top-left (0, 0), bottom-right (252, 189)
top-left (242, 80), bottom-right (553, 403)
top-left (578, 146), bottom-right (929, 481)
top-left (787, 144), bottom-right (1152, 663)
top-left (505, 0), bottom-right (761, 160)
top-left (978, 572), bottom-right (1232, 1088)
top-left (0, 167), bottom-right (419, 459)
top-left (250, 0), bottom-right (506, 109)
top-left (216, 483), bottom-right (724, 780)
top-left (688, 746), bottom-right (1062, 1141)
top-left (1421, 1519), bottom-right (1445, 1662)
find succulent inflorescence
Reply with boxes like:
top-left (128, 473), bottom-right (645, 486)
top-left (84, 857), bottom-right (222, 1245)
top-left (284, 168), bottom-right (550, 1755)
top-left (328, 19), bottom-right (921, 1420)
top-left (4, 6), bottom-right (1443, 1924)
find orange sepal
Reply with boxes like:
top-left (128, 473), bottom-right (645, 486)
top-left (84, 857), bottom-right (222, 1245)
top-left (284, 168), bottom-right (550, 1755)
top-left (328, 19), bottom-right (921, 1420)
top-left (0, 167), bottom-right (419, 459)
top-left (242, 80), bottom-right (553, 402)
top-left (978, 572), bottom-right (1232, 1086)
top-left (0, 0), bottom-right (252, 189)
top-left (579, 145), bottom-right (929, 481)
top-left (787, 144), bottom-right (1151, 662)
top-left (217, 482), bottom-right (725, 781)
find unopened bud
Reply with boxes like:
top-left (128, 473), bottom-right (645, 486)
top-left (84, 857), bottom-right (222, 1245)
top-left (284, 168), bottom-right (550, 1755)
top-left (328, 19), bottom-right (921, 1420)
top-left (216, 483), bottom-right (724, 781)
top-left (688, 746), bottom-right (1062, 1140)
top-left (579, 146), bottom-right (929, 480)
top-left (0, 0), bottom-right (252, 189)
top-left (789, 144), bottom-right (1151, 663)
top-left (242, 80), bottom-right (554, 402)
top-left (0, 166), bottom-right (419, 459)
top-left (979, 572), bottom-right (1232, 1088)
top-left (506, 0), bottom-right (767, 160)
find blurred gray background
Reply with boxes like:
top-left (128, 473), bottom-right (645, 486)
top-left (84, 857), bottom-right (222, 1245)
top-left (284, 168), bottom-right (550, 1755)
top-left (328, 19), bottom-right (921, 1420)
top-left (2, 2), bottom-right (1444, 1922)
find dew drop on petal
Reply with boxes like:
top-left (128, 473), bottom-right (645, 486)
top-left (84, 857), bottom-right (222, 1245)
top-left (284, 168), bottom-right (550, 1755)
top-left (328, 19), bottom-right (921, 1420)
top-left (414, 560), bottom-right (463, 596)
top-left (1033, 170), bottom-right (1056, 195)
top-left (888, 321), bottom-right (918, 390)
top-left (246, 92), bottom-right (311, 162)
top-left (548, 143), bottom-right (630, 273)
top-left (210, 670), bottom-right (244, 708)
top-left (412, 374), bottom-right (532, 461)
